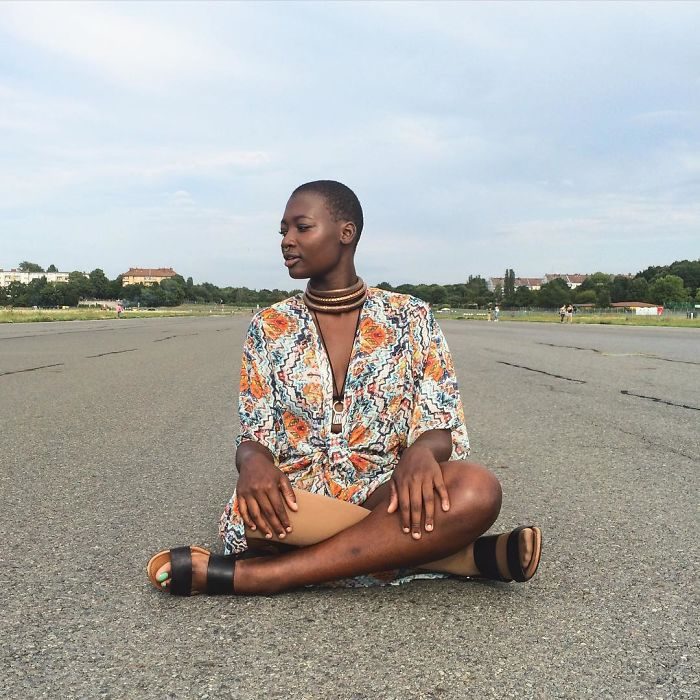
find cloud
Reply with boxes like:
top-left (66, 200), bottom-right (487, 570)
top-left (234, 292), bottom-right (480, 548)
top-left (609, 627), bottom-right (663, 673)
top-left (0, 2), bottom-right (237, 89)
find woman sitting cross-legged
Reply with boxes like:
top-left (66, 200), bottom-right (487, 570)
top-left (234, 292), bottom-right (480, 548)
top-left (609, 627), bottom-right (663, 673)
top-left (147, 180), bottom-right (542, 595)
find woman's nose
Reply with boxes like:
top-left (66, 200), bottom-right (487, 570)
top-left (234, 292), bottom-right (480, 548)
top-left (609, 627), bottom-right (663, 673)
top-left (281, 231), bottom-right (295, 248)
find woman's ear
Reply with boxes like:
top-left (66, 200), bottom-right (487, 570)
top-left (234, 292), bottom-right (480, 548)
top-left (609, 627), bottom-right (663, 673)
top-left (340, 221), bottom-right (357, 246)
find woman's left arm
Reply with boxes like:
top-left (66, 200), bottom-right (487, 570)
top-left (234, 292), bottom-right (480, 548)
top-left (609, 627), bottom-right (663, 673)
top-left (387, 428), bottom-right (453, 540)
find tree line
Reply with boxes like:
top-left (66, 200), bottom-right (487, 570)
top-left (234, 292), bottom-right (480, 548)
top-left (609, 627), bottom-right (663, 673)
top-left (4, 259), bottom-right (699, 309)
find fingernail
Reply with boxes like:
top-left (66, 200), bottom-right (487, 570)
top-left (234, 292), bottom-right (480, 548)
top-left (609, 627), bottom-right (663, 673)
top-left (250, 524), bottom-right (256, 530)
top-left (265, 533), bottom-right (272, 539)
top-left (161, 581), bottom-right (167, 588)
top-left (157, 572), bottom-right (168, 582)
top-left (425, 523), bottom-right (433, 532)
top-left (279, 533), bottom-right (286, 539)
top-left (403, 527), bottom-right (410, 534)
top-left (286, 526), bottom-right (292, 532)
top-left (442, 502), bottom-right (450, 511)
top-left (412, 532), bottom-right (421, 540)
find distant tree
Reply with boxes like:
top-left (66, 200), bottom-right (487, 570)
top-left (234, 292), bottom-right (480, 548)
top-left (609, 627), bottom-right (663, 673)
top-left (108, 275), bottom-right (123, 299)
top-left (513, 285), bottom-right (533, 307)
top-left (58, 282), bottom-right (79, 306)
top-left (68, 271), bottom-right (93, 300)
top-left (628, 276), bottom-right (650, 302)
top-left (160, 277), bottom-right (186, 306)
top-left (667, 259), bottom-right (700, 296)
top-left (610, 275), bottom-right (631, 302)
top-left (428, 286), bottom-right (447, 306)
top-left (89, 269), bottom-right (110, 299)
top-left (537, 278), bottom-right (570, 308)
top-left (573, 289), bottom-right (597, 305)
top-left (596, 288), bottom-right (611, 308)
top-left (25, 277), bottom-right (48, 306)
top-left (648, 275), bottom-right (689, 305)
top-left (503, 269), bottom-right (516, 304)
top-left (6, 281), bottom-right (28, 306)
top-left (637, 264), bottom-right (667, 283)
top-left (19, 261), bottom-right (44, 272)
top-left (464, 275), bottom-right (493, 307)
top-left (40, 283), bottom-right (64, 308)
top-left (46, 264), bottom-right (58, 273)
top-left (395, 283), bottom-right (417, 297)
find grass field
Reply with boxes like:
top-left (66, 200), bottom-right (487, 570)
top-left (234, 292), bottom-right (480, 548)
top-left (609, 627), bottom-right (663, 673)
top-left (0, 305), bottom-right (249, 323)
top-left (2, 305), bottom-right (698, 328)
top-left (441, 310), bottom-right (700, 328)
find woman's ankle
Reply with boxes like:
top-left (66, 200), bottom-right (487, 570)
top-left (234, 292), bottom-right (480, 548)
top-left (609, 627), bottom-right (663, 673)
top-left (234, 557), bottom-right (286, 596)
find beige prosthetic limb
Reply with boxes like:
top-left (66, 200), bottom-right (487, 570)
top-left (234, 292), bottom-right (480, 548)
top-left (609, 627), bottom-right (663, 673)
top-left (246, 488), bottom-right (477, 576)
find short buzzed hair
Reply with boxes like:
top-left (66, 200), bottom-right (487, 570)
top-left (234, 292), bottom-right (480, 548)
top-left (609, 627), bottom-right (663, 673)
top-left (292, 180), bottom-right (364, 241)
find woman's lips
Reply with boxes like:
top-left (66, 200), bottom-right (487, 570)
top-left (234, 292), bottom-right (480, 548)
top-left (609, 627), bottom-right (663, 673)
top-left (284, 256), bottom-right (301, 268)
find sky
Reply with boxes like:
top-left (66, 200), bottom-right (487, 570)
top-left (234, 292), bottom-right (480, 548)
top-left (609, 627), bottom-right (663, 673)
top-left (1, 1), bottom-right (699, 289)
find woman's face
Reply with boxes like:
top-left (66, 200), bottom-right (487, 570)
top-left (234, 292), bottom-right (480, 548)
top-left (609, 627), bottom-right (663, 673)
top-left (280, 191), bottom-right (351, 280)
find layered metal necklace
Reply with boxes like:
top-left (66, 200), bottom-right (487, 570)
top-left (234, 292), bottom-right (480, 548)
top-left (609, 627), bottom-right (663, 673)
top-left (305, 277), bottom-right (367, 433)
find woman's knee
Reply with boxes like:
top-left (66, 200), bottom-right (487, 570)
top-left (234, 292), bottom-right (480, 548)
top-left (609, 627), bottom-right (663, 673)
top-left (442, 461), bottom-right (502, 527)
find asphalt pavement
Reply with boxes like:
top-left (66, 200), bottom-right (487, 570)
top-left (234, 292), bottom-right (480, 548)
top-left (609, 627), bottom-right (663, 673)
top-left (1, 315), bottom-right (698, 699)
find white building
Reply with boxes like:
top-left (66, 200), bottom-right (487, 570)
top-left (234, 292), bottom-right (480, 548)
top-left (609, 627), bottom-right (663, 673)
top-left (0, 269), bottom-right (72, 287)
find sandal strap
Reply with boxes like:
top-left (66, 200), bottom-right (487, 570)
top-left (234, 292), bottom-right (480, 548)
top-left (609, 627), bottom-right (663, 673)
top-left (206, 554), bottom-right (236, 595)
top-left (473, 534), bottom-right (510, 582)
top-left (507, 527), bottom-right (528, 582)
top-left (169, 546), bottom-right (193, 596)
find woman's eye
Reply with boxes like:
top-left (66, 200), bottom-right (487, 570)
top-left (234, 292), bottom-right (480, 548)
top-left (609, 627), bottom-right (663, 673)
top-left (298, 225), bottom-right (310, 232)
top-left (279, 229), bottom-right (287, 236)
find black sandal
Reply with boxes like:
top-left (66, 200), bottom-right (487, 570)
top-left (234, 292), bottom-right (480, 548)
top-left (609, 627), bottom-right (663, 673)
top-left (147, 545), bottom-right (237, 595)
top-left (472, 526), bottom-right (542, 582)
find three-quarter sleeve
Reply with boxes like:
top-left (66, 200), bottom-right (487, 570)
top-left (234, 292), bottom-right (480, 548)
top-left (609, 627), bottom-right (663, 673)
top-left (407, 304), bottom-right (470, 459)
top-left (236, 314), bottom-right (279, 459)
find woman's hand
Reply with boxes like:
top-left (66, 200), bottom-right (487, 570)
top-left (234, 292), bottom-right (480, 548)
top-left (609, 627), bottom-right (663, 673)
top-left (387, 440), bottom-right (451, 539)
top-left (235, 443), bottom-right (297, 539)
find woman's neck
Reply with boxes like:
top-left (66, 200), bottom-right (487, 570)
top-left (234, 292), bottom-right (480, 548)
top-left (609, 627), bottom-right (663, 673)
top-left (308, 266), bottom-right (359, 292)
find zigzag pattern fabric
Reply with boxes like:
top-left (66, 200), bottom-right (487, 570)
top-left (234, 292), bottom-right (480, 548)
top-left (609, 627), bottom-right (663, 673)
top-left (219, 288), bottom-right (470, 556)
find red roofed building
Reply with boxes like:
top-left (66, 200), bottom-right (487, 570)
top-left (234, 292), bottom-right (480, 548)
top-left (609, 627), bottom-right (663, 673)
top-left (121, 267), bottom-right (178, 286)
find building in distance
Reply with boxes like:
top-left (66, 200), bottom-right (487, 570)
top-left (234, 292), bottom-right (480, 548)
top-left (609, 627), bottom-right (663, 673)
top-left (121, 267), bottom-right (178, 286)
top-left (488, 274), bottom-right (592, 292)
top-left (0, 269), bottom-right (71, 287)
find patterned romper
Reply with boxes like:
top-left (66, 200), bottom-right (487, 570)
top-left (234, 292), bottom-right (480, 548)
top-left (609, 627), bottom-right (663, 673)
top-left (219, 288), bottom-right (470, 584)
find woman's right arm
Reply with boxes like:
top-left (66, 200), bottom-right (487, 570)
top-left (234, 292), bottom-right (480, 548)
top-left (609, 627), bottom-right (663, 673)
top-left (235, 440), bottom-right (298, 540)
top-left (235, 314), bottom-right (297, 539)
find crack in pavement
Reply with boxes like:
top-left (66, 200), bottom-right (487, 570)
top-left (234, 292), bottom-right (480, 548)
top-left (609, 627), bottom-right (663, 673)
top-left (85, 349), bottom-right (138, 358)
top-left (538, 342), bottom-right (700, 365)
top-left (0, 328), bottom-right (115, 341)
top-left (614, 425), bottom-right (698, 462)
top-left (538, 342), bottom-right (602, 354)
top-left (153, 333), bottom-right (199, 343)
top-left (620, 390), bottom-right (700, 412)
top-left (497, 361), bottom-right (587, 383)
top-left (0, 363), bottom-right (64, 377)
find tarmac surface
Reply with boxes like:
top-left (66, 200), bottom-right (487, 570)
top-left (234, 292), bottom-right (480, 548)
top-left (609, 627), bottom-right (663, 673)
top-left (1, 315), bottom-right (698, 699)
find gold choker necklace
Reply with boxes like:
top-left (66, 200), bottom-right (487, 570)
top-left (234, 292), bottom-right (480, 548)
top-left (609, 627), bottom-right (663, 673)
top-left (304, 278), bottom-right (367, 313)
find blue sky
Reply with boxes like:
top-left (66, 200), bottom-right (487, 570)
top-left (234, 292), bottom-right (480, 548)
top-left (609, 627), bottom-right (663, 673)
top-left (1, 1), bottom-right (698, 288)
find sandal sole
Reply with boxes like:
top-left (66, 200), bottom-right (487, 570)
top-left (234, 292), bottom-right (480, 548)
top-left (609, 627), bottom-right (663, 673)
top-left (146, 546), bottom-right (210, 592)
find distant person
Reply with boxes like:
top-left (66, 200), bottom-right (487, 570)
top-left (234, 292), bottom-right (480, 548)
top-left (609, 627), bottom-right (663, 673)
top-left (116, 303), bottom-right (124, 318)
top-left (559, 305), bottom-right (566, 323)
top-left (148, 180), bottom-right (541, 596)
top-left (493, 305), bottom-right (500, 322)
top-left (566, 303), bottom-right (573, 323)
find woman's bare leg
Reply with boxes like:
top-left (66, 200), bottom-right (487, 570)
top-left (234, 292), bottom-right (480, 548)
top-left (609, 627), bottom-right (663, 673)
top-left (154, 461), bottom-right (539, 592)
top-left (245, 466), bottom-right (534, 577)
top-left (233, 460), bottom-right (502, 593)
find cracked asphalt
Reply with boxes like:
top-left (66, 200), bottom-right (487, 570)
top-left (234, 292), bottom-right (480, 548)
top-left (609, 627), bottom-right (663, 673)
top-left (1, 315), bottom-right (698, 699)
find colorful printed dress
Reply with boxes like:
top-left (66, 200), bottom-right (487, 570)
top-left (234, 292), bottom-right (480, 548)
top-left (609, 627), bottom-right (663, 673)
top-left (219, 288), bottom-right (470, 582)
